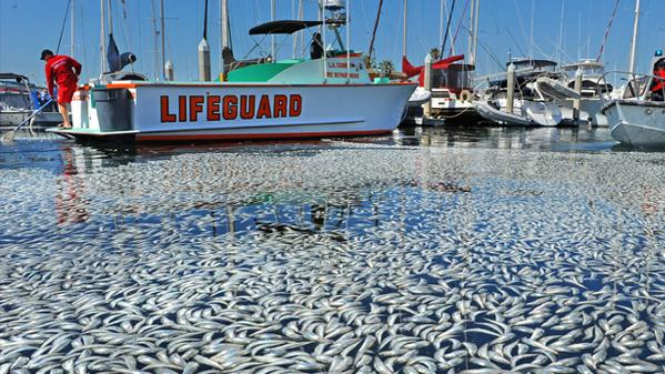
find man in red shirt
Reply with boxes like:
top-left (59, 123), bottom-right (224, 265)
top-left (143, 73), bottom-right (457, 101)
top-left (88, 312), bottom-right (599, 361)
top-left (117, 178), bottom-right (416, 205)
top-left (41, 49), bottom-right (82, 129)
top-left (652, 59), bottom-right (665, 102)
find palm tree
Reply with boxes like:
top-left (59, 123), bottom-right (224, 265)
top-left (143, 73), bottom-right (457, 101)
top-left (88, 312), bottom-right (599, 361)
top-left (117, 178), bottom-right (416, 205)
top-left (378, 60), bottom-right (395, 76)
top-left (430, 48), bottom-right (441, 60)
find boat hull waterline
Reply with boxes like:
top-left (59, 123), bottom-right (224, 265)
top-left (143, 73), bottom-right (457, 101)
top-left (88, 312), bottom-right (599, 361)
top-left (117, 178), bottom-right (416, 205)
top-left (52, 82), bottom-right (417, 142)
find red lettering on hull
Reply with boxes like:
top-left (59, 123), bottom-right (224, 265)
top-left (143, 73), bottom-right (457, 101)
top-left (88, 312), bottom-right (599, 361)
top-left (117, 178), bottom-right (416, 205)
top-left (160, 96), bottom-right (176, 122)
top-left (240, 95), bottom-right (255, 119)
top-left (160, 94), bottom-right (303, 123)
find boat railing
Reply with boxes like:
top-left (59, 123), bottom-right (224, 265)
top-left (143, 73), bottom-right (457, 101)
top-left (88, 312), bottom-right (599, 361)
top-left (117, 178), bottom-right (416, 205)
top-left (597, 70), bottom-right (665, 103)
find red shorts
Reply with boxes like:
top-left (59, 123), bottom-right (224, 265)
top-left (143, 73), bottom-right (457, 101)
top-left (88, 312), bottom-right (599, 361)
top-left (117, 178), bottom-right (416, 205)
top-left (57, 81), bottom-right (78, 104)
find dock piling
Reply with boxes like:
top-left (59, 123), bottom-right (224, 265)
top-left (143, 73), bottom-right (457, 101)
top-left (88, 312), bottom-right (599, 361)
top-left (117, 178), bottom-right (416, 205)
top-left (573, 67), bottom-right (583, 121)
top-left (423, 53), bottom-right (433, 119)
top-left (506, 63), bottom-right (515, 114)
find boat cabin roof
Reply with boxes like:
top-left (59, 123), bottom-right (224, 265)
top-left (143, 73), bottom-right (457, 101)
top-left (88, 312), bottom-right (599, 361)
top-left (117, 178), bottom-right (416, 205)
top-left (249, 20), bottom-right (323, 35)
top-left (562, 61), bottom-right (605, 71)
top-left (435, 63), bottom-right (475, 71)
top-left (506, 59), bottom-right (557, 69)
top-left (0, 73), bottom-right (29, 82)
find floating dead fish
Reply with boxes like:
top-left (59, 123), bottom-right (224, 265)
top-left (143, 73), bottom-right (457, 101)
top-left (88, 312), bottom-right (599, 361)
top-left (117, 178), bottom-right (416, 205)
top-left (0, 141), bottom-right (664, 373)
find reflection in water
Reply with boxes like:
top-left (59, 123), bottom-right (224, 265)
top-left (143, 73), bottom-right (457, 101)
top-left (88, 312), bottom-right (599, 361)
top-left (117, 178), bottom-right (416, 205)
top-left (55, 146), bottom-right (89, 225)
top-left (397, 124), bottom-right (618, 152)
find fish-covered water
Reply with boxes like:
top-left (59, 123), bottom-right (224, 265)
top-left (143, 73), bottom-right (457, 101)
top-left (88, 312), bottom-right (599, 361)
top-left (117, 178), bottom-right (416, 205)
top-left (1, 127), bottom-right (664, 374)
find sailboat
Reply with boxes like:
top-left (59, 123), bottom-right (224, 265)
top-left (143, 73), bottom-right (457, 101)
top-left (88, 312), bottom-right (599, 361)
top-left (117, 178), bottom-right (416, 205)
top-left (50, 1), bottom-right (416, 143)
top-left (600, 0), bottom-right (665, 146)
top-left (401, 0), bottom-right (480, 124)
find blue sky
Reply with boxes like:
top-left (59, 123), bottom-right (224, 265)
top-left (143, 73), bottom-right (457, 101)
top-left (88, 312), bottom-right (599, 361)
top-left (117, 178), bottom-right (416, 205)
top-left (1, 0), bottom-right (664, 86)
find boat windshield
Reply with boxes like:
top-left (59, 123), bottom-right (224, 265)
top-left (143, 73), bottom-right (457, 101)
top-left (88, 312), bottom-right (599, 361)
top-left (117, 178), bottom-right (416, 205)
top-left (0, 84), bottom-right (31, 111)
top-left (432, 65), bottom-right (474, 90)
top-left (565, 66), bottom-right (604, 79)
top-left (508, 59), bottom-right (557, 73)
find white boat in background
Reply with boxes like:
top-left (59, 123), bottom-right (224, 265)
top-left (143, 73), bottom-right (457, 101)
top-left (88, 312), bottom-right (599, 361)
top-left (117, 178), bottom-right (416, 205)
top-left (554, 61), bottom-right (611, 126)
top-left (0, 73), bottom-right (61, 131)
top-left (50, 3), bottom-right (416, 143)
top-left (535, 77), bottom-right (581, 101)
top-left (429, 62), bottom-right (478, 122)
top-left (475, 59), bottom-right (563, 126)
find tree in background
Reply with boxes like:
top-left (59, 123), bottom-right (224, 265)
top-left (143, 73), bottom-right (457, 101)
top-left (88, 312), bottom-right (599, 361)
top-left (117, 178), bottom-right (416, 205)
top-left (363, 54), bottom-right (377, 70)
top-left (378, 60), bottom-right (395, 76)
top-left (430, 48), bottom-right (441, 60)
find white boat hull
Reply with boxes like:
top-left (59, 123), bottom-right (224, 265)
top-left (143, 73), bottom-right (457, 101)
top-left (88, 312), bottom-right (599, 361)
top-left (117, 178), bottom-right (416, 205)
top-left (0, 110), bottom-right (61, 128)
top-left (603, 100), bottom-right (665, 146)
top-left (558, 99), bottom-right (608, 127)
top-left (62, 81), bottom-right (416, 142)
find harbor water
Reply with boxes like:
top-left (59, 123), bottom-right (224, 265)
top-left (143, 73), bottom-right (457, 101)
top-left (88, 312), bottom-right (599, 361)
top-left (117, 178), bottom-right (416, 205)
top-left (1, 126), bottom-right (665, 373)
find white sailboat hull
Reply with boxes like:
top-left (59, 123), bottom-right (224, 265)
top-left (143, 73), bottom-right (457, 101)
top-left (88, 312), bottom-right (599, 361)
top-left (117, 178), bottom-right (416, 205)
top-left (61, 81), bottom-right (416, 142)
top-left (603, 100), bottom-right (665, 146)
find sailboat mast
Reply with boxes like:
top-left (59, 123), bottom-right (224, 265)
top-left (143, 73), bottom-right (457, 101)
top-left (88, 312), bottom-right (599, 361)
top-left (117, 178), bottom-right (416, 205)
top-left (557, 0), bottom-right (564, 63)
top-left (199, 0), bottom-right (211, 81)
top-left (220, 0), bottom-right (229, 73)
top-left (107, 0), bottom-right (113, 35)
top-left (402, 0), bottom-right (407, 58)
top-left (160, 0), bottom-right (166, 79)
top-left (529, 0), bottom-right (534, 59)
top-left (367, 0), bottom-right (384, 65)
top-left (468, 0), bottom-right (475, 64)
top-left (271, 0), bottom-right (276, 60)
top-left (298, 0), bottom-right (304, 57)
top-left (628, 0), bottom-right (640, 73)
top-left (346, 0), bottom-right (351, 82)
top-left (472, 0), bottom-right (479, 65)
top-left (439, 0), bottom-right (444, 50)
top-left (71, 0), bottom-right (75, 57)
top-left (100, 0), bottom-right (106, 76)
top-left (150, 0), bottom-right (159, 80)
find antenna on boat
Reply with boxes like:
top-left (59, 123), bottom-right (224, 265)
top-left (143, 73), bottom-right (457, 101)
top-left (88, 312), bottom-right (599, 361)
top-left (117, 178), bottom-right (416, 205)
top-left (320, 0), bottom-right (347, 81)
top-left (199, 0), bottom-right (211, 81)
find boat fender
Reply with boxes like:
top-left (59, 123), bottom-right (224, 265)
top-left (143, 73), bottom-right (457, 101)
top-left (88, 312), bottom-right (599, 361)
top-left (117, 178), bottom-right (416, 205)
top-left (459, 90), bottom-right (473, 102)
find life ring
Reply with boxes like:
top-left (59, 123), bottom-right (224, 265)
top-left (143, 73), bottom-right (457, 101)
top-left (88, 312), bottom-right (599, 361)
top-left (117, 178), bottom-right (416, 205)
top-left (459, 90), bottom-right (473, 102)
